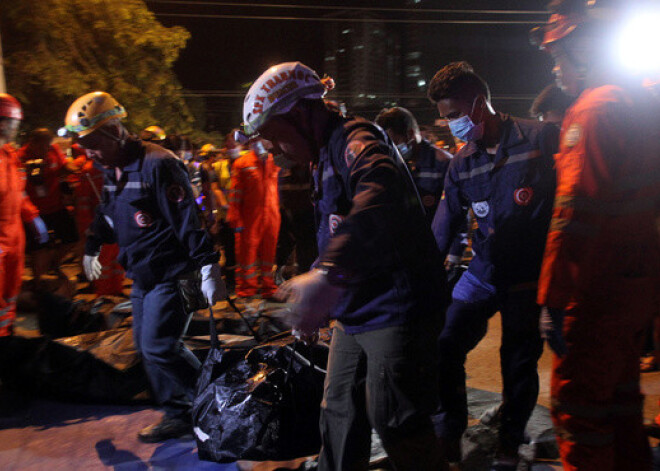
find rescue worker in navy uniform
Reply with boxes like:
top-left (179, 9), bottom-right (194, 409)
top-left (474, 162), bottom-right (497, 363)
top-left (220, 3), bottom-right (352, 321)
top-left (427, 62), bottom-right (558, 470)
top-left (375, 106), bottom-right (451, 223)
top-left (63, 92), bottom-right (225, 443)
top-left (375, 106), bottom-right (469, 277)
top-left (239, 62), bottom-right (449, 470)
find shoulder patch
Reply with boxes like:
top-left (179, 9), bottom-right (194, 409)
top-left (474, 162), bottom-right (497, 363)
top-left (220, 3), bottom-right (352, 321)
top-left (513, 187), bottom-right (533, 206)
top-left (344, 140), bottom-right (365, 167)
top-left (563, 123), bottom-right (582, 148)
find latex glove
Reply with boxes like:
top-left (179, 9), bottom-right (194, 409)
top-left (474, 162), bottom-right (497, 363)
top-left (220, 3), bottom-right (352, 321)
top-left (201, 263), bottom-right (227, 305)
top-left (540, 307), bottom-right (567, 357)
top-left (28, 216), bottom-right (49, 244)
top-left (83, 254), bottom-right (102, 281)
top-left (276, 268), bottom-right (344, 335)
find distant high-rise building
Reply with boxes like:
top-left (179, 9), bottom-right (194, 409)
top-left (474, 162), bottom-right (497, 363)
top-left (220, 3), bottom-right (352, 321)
top-left (323, 12), bottom-right (400, 111)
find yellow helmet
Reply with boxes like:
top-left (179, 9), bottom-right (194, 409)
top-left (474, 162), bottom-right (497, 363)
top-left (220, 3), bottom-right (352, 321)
top-left (141, 125), bottom-right (166, 141)
top-left (64, 91), bottom-right (127, 137)
top-left (199, 143), bottom-right (217, 156)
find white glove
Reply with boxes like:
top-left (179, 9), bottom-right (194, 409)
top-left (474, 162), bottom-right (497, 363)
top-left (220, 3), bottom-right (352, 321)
top-left (201, 263), bottom-right (227, 305)
top-left (276, 268), bottom-right (344, 335)
top-left (83, 254), bottom-right (102, 281)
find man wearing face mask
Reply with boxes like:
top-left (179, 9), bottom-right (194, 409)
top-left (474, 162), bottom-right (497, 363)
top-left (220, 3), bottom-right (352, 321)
top-left (375, 107), bottom-right (452, 224)
top-left (427, 62), bottom-right (557, 470)
top-left (226, 136), bottom-right (280, 300)
top-left (62, 91), bottom-right (225, 442)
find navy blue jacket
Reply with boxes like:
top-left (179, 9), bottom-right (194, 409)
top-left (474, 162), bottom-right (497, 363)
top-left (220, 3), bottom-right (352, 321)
top-left (432, 115), bottom-right (557, 289)
top-left (409, 139), bottom-right (452, 223)
top-left (86, 139), bottom-right (219, 288)
top-left (314, 115), bottom-right (444, 334)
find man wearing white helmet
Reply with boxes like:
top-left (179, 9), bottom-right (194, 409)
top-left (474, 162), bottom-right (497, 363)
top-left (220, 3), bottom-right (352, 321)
top-left (240, 62), bottom-right (448, 470)
top-left (63, 91), bottom-right (226, 442)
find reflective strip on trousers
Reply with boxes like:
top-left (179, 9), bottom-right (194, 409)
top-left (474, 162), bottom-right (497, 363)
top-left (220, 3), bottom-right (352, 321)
top-left (457, 150), bottom-right (541, 181)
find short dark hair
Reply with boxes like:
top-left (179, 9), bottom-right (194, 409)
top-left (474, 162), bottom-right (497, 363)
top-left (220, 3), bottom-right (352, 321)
top-left (530, 84), bottom-right (573, 117)
top-left (375, 107), bottom-right (419, 137)
top-left (427, 61), bottom-right (490, 104)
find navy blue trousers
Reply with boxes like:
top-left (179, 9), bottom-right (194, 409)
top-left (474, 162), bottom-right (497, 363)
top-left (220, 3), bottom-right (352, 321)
top-left (434, 272), bottom-right (543, 449)
top-left (131, 280), bottom-right (201, 417)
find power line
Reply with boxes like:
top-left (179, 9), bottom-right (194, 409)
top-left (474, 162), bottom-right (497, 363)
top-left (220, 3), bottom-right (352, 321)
top-left (156, 13), bottom-right (545, 25)
top-left (146, 0), bottom-right (546, 16)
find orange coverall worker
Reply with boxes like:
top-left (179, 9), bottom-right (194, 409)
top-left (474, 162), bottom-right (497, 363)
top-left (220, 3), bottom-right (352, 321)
top-left (72, 153), bottom-right (125, 296)
top-left (0, 144), bottom-right (40, 335)
top-left (227, 150), bottom-right (280, 298)
top-left (538, 85), bottom-right (660, 471)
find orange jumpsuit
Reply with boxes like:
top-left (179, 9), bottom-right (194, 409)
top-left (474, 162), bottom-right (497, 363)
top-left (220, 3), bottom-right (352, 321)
top-left (227, 150), bottom-right (280, 298)
top-left (538, 85), bottom-right (660, 471)
top-left (0, 144), bottom-right (39, 335)
top-left (72, 153), bottom-right (124, 296)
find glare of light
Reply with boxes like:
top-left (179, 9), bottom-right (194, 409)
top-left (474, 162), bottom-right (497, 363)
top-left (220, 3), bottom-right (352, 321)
top-left (417, 79), bottom-right (426, 87)
top-left (617, 10), bottom-right (660, 74)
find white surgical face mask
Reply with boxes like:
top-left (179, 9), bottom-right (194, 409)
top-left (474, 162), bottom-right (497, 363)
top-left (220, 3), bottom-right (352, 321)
top-left (396, 140), bottom-right (414, 160)
top-left (447, 98), bottom-right (484, 142)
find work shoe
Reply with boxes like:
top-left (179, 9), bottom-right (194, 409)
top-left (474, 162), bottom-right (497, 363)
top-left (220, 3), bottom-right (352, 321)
top-left (137, 415), bottom-right (191, 443)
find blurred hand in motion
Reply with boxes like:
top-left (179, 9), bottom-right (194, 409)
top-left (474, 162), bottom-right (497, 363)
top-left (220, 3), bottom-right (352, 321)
top-left (276, 268), bottom-right (343, 335)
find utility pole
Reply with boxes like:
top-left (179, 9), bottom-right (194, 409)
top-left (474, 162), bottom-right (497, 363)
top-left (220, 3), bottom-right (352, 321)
top-left (0, 27), bottom-right (6, 93)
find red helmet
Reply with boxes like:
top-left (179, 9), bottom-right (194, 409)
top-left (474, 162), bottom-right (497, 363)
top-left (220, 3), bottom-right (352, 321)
top-left (541, 10), bottom-right (587, 49)
top-left (0, 94), bottom-right (23, 120)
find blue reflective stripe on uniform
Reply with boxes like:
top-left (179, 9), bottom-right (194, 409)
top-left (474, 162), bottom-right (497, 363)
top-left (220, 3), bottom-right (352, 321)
top-left (457, 150), bottom-right (541, 181)
top-left (417, 171), bottom-right (445, 179)
top-left (104, 181), bottom-right (150, 192)
top-left (0, 317), bottom-right (13, 327)
top-left (549, 217), bottom-right (598, 237)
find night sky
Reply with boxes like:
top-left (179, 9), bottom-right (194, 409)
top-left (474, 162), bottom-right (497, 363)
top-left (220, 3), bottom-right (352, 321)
top-left (147, 0), bottom-right (555, 132)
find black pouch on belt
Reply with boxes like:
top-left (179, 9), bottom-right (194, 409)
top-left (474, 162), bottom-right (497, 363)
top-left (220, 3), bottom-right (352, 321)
top-left (178, 270), bottom-right (209, 313)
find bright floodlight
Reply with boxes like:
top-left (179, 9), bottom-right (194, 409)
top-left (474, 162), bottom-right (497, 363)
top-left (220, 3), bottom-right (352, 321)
top-left (617, 9), bottom-right (660, 74)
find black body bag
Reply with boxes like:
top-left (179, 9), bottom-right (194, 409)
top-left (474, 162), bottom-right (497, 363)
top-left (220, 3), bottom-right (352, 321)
top-left (192, 308), bottom-right (328, 463)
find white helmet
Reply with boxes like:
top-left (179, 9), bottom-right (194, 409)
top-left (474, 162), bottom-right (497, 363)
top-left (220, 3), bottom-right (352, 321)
top-left (241, 62), bottom-right (333, 136)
